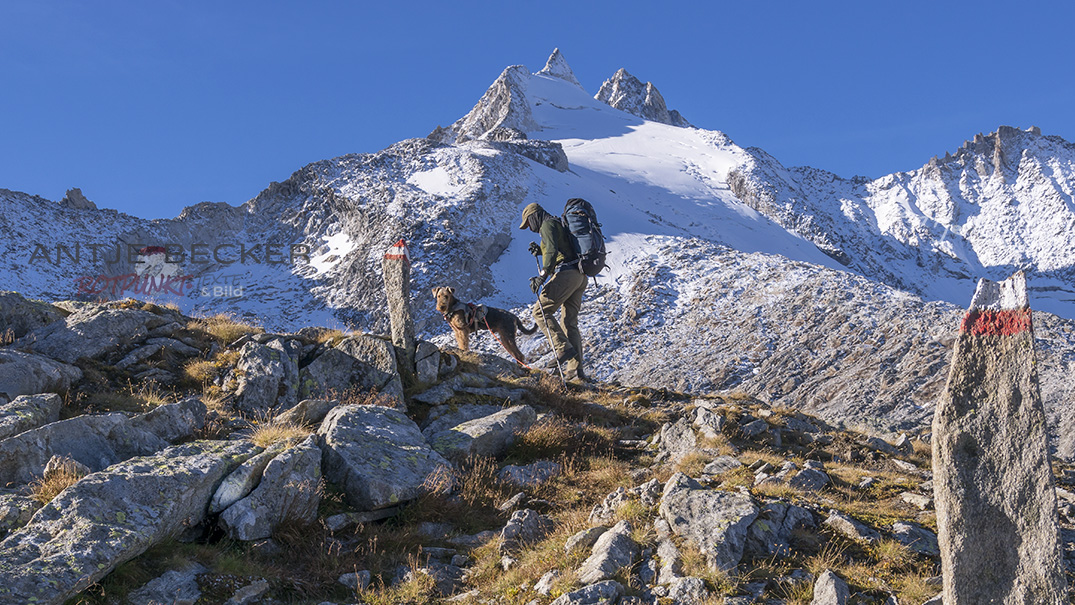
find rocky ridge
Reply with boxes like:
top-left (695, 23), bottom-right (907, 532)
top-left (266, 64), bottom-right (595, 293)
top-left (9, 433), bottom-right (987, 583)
top-left (0, 295), bottom-right (1071, 604)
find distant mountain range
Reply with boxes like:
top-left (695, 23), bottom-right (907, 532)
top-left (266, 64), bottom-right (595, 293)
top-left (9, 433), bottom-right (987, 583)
top-left (3, 49), bottom-right (1073, 457)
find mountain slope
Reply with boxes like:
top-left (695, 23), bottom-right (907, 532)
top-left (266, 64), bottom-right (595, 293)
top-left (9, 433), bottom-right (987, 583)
top-left (2, 50), bottom-right (1074, 458)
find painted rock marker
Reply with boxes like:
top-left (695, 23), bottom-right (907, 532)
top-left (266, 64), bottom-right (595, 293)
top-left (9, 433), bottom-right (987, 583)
top-left (382, 238), bottom-right (416, 370)
top-left (932, 272), bottom-right (1068, 604)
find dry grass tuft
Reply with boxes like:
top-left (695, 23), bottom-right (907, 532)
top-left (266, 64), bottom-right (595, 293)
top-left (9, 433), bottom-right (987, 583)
top-left (1, 328), bottom-right (15, 345)
top-left (508, 415), bottom-right (616, 462)
top-left (29, 461), bottom-right (86, 504)
top-left (674, 451), bottom-right (713, 477)
top-left (249, 417), bottom-right (312, 448)
top-left (529, 372), bottom-right (585, 417)
top-left (188, 313), bottom-right (262, 344)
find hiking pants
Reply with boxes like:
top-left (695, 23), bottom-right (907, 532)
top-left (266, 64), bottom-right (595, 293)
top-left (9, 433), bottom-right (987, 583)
top-left (533, 268), bottom-right (587, 372)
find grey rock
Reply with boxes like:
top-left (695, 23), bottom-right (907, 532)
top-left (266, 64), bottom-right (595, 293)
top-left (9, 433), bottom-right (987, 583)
top-left (415, 340), bottom-right (441, 384)
top-left (127, 562), bottom-right (207, 605)
top-left (745, 501), bottom-right (815, 558)
top-left (500, 509), bottom-right (554, 554)
top-left (274, 398), bottom-right (337, 427)
top-left (0, 493), bottom-right (40, 538)
top-left (549, 579), bottom-right (624, 605)
top-left (131, 397), bottom-right (207, 444)
top-left (209, 445), bottom-right (280, 514)
top-left (318, 404), bottom-right (451, 510)
top-left (667, 576), bottom-right (709, 602)
top-left (630, 477), bottom-right (662, 507)
top-left (577, 520), bottom-right (638, 584)
top-left (922, 594), bottom-right (943, 605)
top-left (420, 402), bottom-right (503, 437)
top-left (299, 334), bottom-right (404, 403)
top-left (741, 418), bottom-right (771, 439)
top-left (702, 455), bottom-right (743, 476)
top-left (693, 406), bottom-right (726, 440)
top-left (498, 460), bottom-right (561, 487)
top-left (565, 526), bottom-right (608, 555)
top-left (789, 467), bottom-right (830, 492)
top-left (812, 569), bottom-right (850, 605)
top-left (114, 343), bottom-right (163, 370)
top-left (427, 405), bottom-right (536, 460)
top-left (410, 381), bottom-right (459, 405)
top-left (224, 578), bottom-right (269, 604)
top-left (323, 506), bottom-right (403, 531)
top-left (657, 534), bottom-right (683, 584)
top-left (658, 416), bottom-right (697, 463)
top-left (892, 522), bottom-right (939, 556)
top-left (899, 491), bottom-right (932, 510)
top-left (22, 306), bottom-right (163, 363)
top-left (0, 412), bottom-right (169, 486)
top-left (658, 472), bottom-right (759, 572)
top-left (933, 275), bottom-right (1067, 603)
top-left (0, 291), bottom-right (65, 339)
top-left (497, 491), bottom-right (527, 513)
top-left (219, 435), bottom-right (321, 540)
top-left (430, 65), bottom-right (539, 144)
top-left (234, 338), bottom-right (301, 416)
top-left (858, 476), bottom-right (877, 490)
top-left (824, 510), bottom-right (880, 544)
top-left (0, 393), bottom-right (62, 441)
top-left (589, 486), bottom-right (630, 524)
top-left (144, 336), bottom-right (201, 358)
top-left (337, 569), bottom-right (371, 591)
top-left (863, 436), bottom-right (902, 456)
top-left (0, 349), bottom-right (82, 402)
top-left (0, 440), bottom-right (257, 605)
top-left (534, 569), bottom-right (561, 595)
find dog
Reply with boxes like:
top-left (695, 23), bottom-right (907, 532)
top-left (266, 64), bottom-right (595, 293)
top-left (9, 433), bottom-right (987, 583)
top-left (432, 286), bottom-right (536, 363)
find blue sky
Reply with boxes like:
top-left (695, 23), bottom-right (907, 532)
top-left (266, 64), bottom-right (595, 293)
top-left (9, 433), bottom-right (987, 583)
top-left (2, 1), bottom-right (1072, 219)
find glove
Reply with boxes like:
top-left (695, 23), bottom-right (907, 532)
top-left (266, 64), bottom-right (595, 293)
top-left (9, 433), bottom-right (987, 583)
top-left (528, 241), bottom-right (542, 257)
top-left (530, 275), bottom-right (546, 294)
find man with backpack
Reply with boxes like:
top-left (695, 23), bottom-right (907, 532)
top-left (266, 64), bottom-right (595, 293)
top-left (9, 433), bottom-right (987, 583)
top-left (519, 201), bottom-right (589, 382)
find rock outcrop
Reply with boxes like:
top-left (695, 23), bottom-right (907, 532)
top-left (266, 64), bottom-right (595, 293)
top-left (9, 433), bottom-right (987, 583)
top-left (0, 349), bottom-right (82, 403)
top-left (0, 393), bottom-right (61, 440)
top-left (318, 404), bottom-right (450, 510)
top-left (658, 473), bottom-right (759, 572)
top-left (0, 440), bottom-right (257, 605)
top-left (594, 68), bottom-right (691, 127)
top-left (933, 273), bottom-right (1068, 603)
top-left (219, 435), bottom-right (321, 540)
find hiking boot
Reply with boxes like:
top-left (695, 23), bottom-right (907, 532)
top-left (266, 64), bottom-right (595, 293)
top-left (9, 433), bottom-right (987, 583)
top-left (565, 368), bottom-right (593, 383)
top-left (543, 347), bottom-right (577, 370)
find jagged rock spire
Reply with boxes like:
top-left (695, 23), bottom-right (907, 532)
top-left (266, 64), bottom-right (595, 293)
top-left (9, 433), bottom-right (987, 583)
top-left (537, 48), bottom-right (582, 88)
top-left (595, 68), bottom-right (691, 128)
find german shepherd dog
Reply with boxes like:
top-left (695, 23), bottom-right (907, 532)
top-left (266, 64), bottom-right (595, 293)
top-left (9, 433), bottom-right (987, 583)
top-left (432, 286), bottom-right (536, 363)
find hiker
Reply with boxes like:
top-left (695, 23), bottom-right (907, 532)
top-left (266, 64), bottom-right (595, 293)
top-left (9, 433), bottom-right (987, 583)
top-left (519, 202), bottom-right (589, 382)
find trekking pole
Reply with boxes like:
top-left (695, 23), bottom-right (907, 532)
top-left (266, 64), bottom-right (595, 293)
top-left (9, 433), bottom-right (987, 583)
top-left (533, 257), bottom-right (567, 384)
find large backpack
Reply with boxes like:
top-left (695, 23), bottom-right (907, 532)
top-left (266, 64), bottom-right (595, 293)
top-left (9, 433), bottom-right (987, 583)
top-left (561, 198), bottom-right (607, 278)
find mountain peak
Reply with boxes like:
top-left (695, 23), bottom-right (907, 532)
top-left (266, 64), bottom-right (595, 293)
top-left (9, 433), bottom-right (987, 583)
top-left (595, 68), bottom-right (691, 128)
top-left (536, 48), bottom-right (582, 88)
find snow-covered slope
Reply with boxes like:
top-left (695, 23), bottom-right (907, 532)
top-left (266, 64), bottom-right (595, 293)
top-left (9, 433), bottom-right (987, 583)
top-left (2, 50), bottom-right (1075, 456)
top-left (729, 126), bottom-right (1075, 317)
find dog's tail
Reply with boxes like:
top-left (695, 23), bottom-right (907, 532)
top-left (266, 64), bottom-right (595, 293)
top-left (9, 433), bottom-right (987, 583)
top-left (516, 316), bottom-right (538, 335)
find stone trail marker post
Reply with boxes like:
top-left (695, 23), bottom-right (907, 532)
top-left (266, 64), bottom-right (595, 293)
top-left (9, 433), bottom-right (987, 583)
top-left (382, 239), bottom-right (416, 371)
top-left (933, 272), bottom-right (1068, 604)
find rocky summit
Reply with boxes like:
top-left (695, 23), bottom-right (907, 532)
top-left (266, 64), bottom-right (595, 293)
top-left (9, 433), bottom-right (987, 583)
top-left (0, 295), bottom-right (1070, 604)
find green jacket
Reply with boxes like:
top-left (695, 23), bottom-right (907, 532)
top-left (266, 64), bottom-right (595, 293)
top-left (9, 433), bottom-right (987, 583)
top-left (539, 218), bottom-right (578, 275)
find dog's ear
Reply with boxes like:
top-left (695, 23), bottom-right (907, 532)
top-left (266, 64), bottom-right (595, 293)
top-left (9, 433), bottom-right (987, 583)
top-left (431, 287), bottom-right (439, 297)
top-left (447, 287), bottom-right (454, 295)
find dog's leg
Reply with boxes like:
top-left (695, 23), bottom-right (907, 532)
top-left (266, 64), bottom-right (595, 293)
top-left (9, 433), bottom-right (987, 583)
top-left (497, 328), bottom-right (527, 363)
top-left (454, 328), bottom-right (470, 351)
